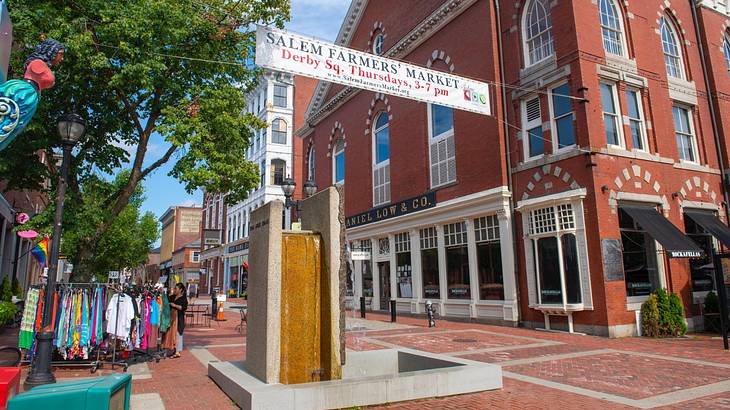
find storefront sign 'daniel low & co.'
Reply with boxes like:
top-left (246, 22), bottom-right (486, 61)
top-left (345, 192), bottom-right (437, 229)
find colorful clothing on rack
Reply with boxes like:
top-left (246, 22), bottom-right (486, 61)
top-left (18, 288), bottom-right (40, 350)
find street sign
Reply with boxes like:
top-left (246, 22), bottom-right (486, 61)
top-left (108, 271), bottom-right (119, 280)
top-left (351, 251), bottom-right (371, 261)
top-left (256, 25), bottom-right (491, 116)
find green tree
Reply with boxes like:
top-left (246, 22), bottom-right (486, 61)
top-left (2, 0), bottom-right (289, 279)
top-left (27, 171), bottom-right (160, 278)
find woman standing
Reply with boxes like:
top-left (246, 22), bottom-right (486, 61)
top-left (169, 283), bottom-right (188, 358)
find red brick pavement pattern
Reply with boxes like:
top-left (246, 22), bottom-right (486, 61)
top-left (461, 342), bottom-right (593, 363)
top-left (506, 351), bottom-right (730, 400)
top-left (368, 329), bottom-right (534, 354)
top-left (346, 335), bottom-right (388, 351)
top-left (208, 346), bottom-right (245, 363)
top-left (661, 391), bottom-right (730, 409)
top-left (369, 377), bottom-right (636, 410)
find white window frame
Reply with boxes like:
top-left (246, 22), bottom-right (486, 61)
top-left (333, 139), bottom-right (345, 185)
top-left (660, 16), bottom-right (686, 80)
top-left (522, 0), bottom-right (555, 67)
top-left (372, 112), bottom-right (391, 206)
top-left (722, 33), bottom-right (730, 75)
top-left (518, 190), bottom-right (592, 311)
top-left (427, 103), bottom-right (456, 188)
top-left (521, 95), bottom-right (544, 161)
top-left (598, 0), bottom-right (628, 57)
top-left (548, 82), bottom-right (576, 153)
top-left (625, 87), bottom-right (648, 152)
top-left (273, 83), bottom-right (287, 108)
top-left (373, 33), bottom-right (385, 55)
top-left (191, 251), bottom-right (200, 263)
top-left (600, 81), bottom-right (624, 149)
top-left (673, 104), bottom-right (699, 164)
top-left (307, 146), bottom-right (316, 182)
top-left (271, 118), bottom-right (287, 145)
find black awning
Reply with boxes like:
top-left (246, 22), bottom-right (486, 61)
top-left (685, 210), bottom-right (730, 249)
top-left (622, 206), bottom-right (703, 258)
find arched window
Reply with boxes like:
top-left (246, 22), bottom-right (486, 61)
top-left (523, 0), bottom-right (555, 66)
top-left (599, 0), bottom-right (626, 56)
top-left (270, 159), bottom-right (286, 186)
top-left (372, 113), bottom-right (390, 205)
top-left (660, 16), bottom-right (685, 79)
top-left (271, 119), bottom-right (287, 144)
top-left (722, 34), bottom-right (730, 74)
top-left (333, 139), bottom-right (345, 185)
top-left (373, 33), bottom-right (385, 55)
top-left (307, 146), bottom-right (316, 182)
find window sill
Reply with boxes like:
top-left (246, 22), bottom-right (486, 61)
top-left (475, 300), bottom-right (505, 306)
top-left (673, 161), bottom-right (720, 175)
top-left (430, 180), bottom-right (458, 191)
top-left (626, 295), bottom-right (649, 311)
top-left (530, 303), bottom-right (585, 313)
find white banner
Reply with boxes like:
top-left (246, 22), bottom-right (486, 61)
top-left (350, 250), bottom-right (371, 261)
top-left (255, 25), bottom-right (491, 116)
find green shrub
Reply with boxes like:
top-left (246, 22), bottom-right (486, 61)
top-left (641, 294), bottom-right (661, 337)
top-left (0, 277), bottom-right (12, 302)
top-left (655, 288), bottom-right (671, 335)
top-left (0, 301), bottom-right (17, 327)
top-left (668, 293), bottom-right (688, 336)
top-left (705, 291), bottom-right (720, 314)
top-left (11, 277), bottom-right (21, 299)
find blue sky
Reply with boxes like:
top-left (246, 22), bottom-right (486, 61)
top-left (138, 0), bottom-right (350, 223)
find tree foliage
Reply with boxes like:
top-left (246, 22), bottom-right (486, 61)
top-left (1, 0), bottom-right (289, 278)
top-left (27, 171), bottom-right (160, 276)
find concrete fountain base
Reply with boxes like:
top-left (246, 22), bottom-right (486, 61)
top-left (208, 348), bottom-right (502, 410)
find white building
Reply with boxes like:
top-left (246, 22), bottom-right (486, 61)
top-left (223, 71), bottom-right (295, 296)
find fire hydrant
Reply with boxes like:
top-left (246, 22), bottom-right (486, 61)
top-left (425, 300), bottom-right (436, 328)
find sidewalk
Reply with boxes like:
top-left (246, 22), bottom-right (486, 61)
top-left (9, 311), bottom-right (730, 409)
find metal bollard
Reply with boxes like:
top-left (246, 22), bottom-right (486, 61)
top-left (390, 299), bottom-right (396, 323)
top-left (425, 300), bottom-right (436, 328)
top-left (360, 296), bottom-right (366, 318)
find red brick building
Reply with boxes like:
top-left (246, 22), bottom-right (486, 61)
top-left (298, 0), bottom-right (730, 336)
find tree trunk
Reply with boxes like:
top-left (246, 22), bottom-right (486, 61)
top-left (71, 241), bottom-right (97, 282)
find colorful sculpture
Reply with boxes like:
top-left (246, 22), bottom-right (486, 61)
top-left (0, 39), bottom-right (64, 151)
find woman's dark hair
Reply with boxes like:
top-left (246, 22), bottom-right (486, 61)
top-left (23, 39), bottom-right (65, 71)
top-left (175, 282), bottom-right (187, 294)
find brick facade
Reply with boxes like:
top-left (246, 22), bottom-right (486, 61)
top-left (298, 0), bottom-right (730, 336)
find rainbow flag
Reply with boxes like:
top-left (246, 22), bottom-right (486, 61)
top-left (31, 236), bottom-right (49, 268)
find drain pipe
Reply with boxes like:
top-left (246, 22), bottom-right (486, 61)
top-left (690, 1), bottom-right (730, 219)
top-left (493, 0), bottom-right (522, 324)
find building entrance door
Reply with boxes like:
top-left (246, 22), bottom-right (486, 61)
top-left (378, 261), bottom-right (390, 310)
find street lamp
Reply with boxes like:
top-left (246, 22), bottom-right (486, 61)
top-left (282, 178), bottom-right (317, 211)
top-left (25, 113), bottom-right (86, 389)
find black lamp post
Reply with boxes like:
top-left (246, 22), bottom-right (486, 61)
top-left (25, 113), bottom-right (86, 389)
top-left (281, 178), bottom-right (317, 210)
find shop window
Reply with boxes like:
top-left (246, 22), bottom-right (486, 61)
top-left (395, 232), bottom-right (412, 298)
top-left (420, 227), bottom-right (440, 299)
top-left (527, 204), bottom-right (582, 304)
top-left (599, 0), bottom-right (626, 56)
top-left (660, 16), bottom-right (685, 80)
top-left (626, 89), bottom-right (647, 151)
top-left (475, 216), bottom-right (504, 300)
top-left (271, 118), bottom-right (287, 144)
top-left (601, 82), bottom-right (622, 147)
top-left (444, 221), bottom-right (470, 299)
top-left (685, 212), bottom-right (716, 292)
top-left (274, 84), bottom-right (287, 107)
top-left (428, 104), bottom-right (456, 188)
top-left (373, 112), bottom-right (391, 206)
top-left (333, 139), bottom-right (345, 185)
top-left (550, 83), bottom-right (575, 149)
top-left (673, 105), bottom-right (697, 163)
top-left (359, 240), bottom-right (373, 298)
top-left (619, 207), bottom-right (661, 297)
top-left (522, 96), bottom-right (543, 159)
top-left (523, 0), bottom-right (555, 66)
top-left (270, 159), bottom-right (286, 185)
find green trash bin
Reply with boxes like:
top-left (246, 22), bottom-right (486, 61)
top-left (8, 374), bottom-right (132, 410)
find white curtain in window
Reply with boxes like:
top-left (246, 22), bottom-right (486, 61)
top-left (660, 17), bottom-right (684, 79)
top-left (599, 0), bottom-right (624, 56)
top-left (524, 0), bottom-right (555, 66)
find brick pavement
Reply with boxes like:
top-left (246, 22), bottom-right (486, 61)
top-left (8, 310), bottom-right (730, 409)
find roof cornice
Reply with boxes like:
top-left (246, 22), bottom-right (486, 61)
top-left (305, 0), bottom-right (478, 126)
top-left (696, 0), bottom-right (730, 17)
